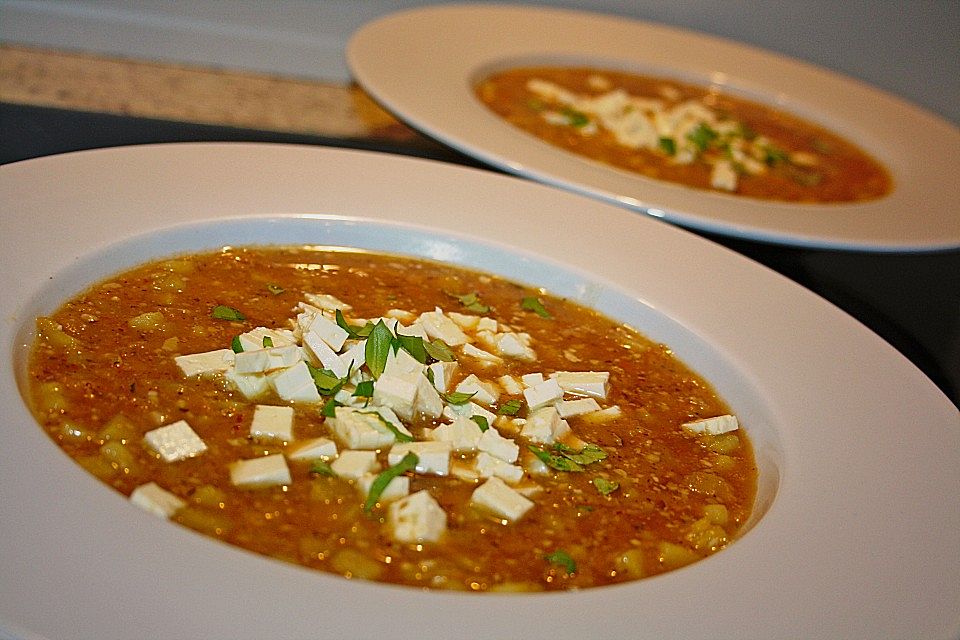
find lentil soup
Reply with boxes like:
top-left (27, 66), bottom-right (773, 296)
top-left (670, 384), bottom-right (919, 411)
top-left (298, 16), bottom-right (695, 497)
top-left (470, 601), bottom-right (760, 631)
top-left (27, 245), bottom-right (756, 591)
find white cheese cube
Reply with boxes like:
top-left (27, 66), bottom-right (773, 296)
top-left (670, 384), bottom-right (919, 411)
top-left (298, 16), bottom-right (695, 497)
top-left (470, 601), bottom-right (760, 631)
top-left (580, 405), bottom-right (622, 423)
top-left (330, 449), bottom-right (379, 480)
top-left (414, 374), bottom-right (444, 419)
top-left (338, 340), bottom-right (367, 376)
top-left (682, 414), bottom-right (739, 435)
top-left (384, 346), bottom-right (424, 377)
top-left (478, 427), bottom-right (520, 463)
top-left (556, 397), bottom-right (602, 418)
top-left (269, 361), bottom-right (321, 403)
top-left (460, 343), bottom-right (502, 365)
top-left (522, 406), bottom-right (571, 444)
top-left (450, 460), bottom-right (482, 482)
top-left (303, 312), bottom-right (349, 352)
top-left (385, 308), bottom-right (416, 323)
top-left (237, 327), bottom-right (297, 353)
top-left (302, 330), bottom-right (350, 379)
top-left (372, 371), bottom-right (419, 420)
top-left (495, 332), bottom-right (536, 361)
top-left (230, 453), bottom-right (291, 488)
top-left (442, 401), bottom-right (497, 426)
top-left (224, 368), bottom-right (270, 400)
top-left (130, 482), bottom-right (185, 518)
top-left (250, 404), bottom-right (295, 442)
top-left (475, 452), bottom-right (524, 484)
top-left (447, 311), bottom-right (479, 330)
top-left (328, 406), bottom-right (396, 450)
top-left (555, 371), bottom-right (609, 399)
top-left (144, 420), bottom-right (207, 462)
top-left (287, 436), bottom-right (337, 461)
top-left (418, 308), bottom-right (469, 346)
top-left (357, 473), bottom-right (409, 502)
top-left (234, 345), bottom-right (303, 374)
top-left (520, 372), bottom-right (544, 387)
top-left (388, 490), bottom-right (447, 543)
top-left (174, 349), bottom-right (235, 377)
top-left (429, 416), bottom-right (483, 451)
top-left (523, 377), bottom-right (564, 411)
top-left (374, 406), bottom-right (414, 439)
top-left (303, 292), bottom-right (351, 313)
top-left (389, 440), bottom-right (453, 476)
top-left (477, 317), bottom-right (498, 332)
top-left (427, 360), bottom-right (459, 393)
top-left (471, 477), bottom-right (534, 522)
top-left (497, 375), bottom-right (523, 395)
top-left (455, 374), bottom-right (500, 407)
top-left (710, 159), bottom-right (738, 191)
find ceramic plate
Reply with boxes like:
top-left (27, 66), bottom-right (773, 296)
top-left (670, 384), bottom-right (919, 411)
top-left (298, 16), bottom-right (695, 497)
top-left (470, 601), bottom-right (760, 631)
top-left (0, 143), bottom-right (957, 640)
top-left (347, 3), bottom-right (960, 252)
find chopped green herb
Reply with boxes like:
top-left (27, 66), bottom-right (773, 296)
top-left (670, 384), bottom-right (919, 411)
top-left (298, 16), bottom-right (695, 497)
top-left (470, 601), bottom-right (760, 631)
top-left (470, 415), bottom-right (490, 432)
top-left (363, 452), bottom-right (418, 512)
top-left (555, 443), bottom-right (607, 465)
top-left (266, 283), bottom-right (285, 295)
top-left (306, 362), bottom-right (345, 396)
top-left (310, 460), bottom-right (335, 476)
top-left (395, 333), bottom-right (428, 364)
top-left (230, 336), bottom-right (243, 353)
top-left (785, 165), bottom-right (823, 187)
top-left (521, 296), bottom-right (552, 319)
top-left (658, 136), bottom-right (677, 156)
top-left (686, 123), bottom-right (718, 152)
top-left (497, 398), bottom-right (523, 416)
top-left (353, 380), bottom-right (375, 398)
top-left (321, 397), bottom-right (341, 418)
top-left (562, 107), bottom-right (590, 128)
top-left (365, 320), bottom-right (393, 379)
top-left (593, 477), bottom-right (620, 496)
top-left (762, 144), bottom-right (790, 167)
top-left (528, 444), bottom-right (584, 472)
top-left (211, 305), bottom-right (245, 322)
top-left (262, 336), bottom-right (273, 348)
top-left (447, 291), bottom-right (489, 314)
top-left (442, 390), bottom-right (477, 405)
top-left (336, 309), bottom-right (374, 339)
top-left (544, 549), bottom-right (577, 574)
top-left (424, 339), bottom-right (456, 363)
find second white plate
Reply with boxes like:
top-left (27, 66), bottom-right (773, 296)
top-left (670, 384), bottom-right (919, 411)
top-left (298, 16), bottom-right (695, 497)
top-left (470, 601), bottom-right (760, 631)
top-left (348, 3), bottom-right (960, 252)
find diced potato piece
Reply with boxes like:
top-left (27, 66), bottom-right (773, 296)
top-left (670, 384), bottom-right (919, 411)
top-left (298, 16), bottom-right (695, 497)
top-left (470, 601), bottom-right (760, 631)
top-left (488, 581), bottom-right (544, 592)
top-left (685, 517), bottom-right (728, 552)
top-left (704, 503), bottom-right (729, 526)
top-left (175, 507), bottom-right (232, 536)
top-left (330, 548), bottom-right (384, 581)
top-left (684, 471), bottom-right (733, 502)
top-left (100, 441), bottom-right (137, 473)
top-left (59, 420), bottom-right (95, 443)
top-left (35, 317), bottom-right (80, 351)
top-left (613, 548), bottom-right (645, 579)
top-left (35, 381), bottom-right (69, 413)
top-left (657, 542), bottom-right (699, 570)
top-left (128, 311), bottom-right (166, 332)
top-left (99, 414), bottom-right (137, 443)
top-left (704, 433), bottom-right (741, 454)
top-left (76, 453), bottom-right (118, 479)
top-left (190, 484), bottom-right (228, 509)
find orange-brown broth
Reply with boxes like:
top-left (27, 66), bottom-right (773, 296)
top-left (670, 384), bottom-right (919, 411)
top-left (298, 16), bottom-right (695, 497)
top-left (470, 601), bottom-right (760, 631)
top-left (27, 246), bottom-right (756, 591)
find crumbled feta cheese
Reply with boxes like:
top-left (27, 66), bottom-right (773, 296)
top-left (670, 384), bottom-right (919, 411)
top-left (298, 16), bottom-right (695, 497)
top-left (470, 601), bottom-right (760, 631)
top-left (269, 361), bottom-right (321, 403)
top-left (471, 477), bottom-right (534, 522)
top-left (455, 374), bottom-right (500, 407)
top-left (429, 416), bottom-right (484, 451)
top-left (556, 397), bottom-right (602, 418)
top-left (388, 440), bottom-right (453, 476)
top-left (523, 377), bottom-right (564, 410)
top-left (174, 348), bottom-right (235, 377)
top-left (682, 414), bottom-right (739, 435)
top-left (286, 436), bottom-right (337, 461)
top-left (388, 490), bottom-right (447, 543)
top-left (330, 449), bottom-right (379, 480)
top-left (478, 428), bottom-right (520, 463)
top-left (144, 420), bottom-right (207, 462)
top-left (230, 453), bottom-right (291, 488)
top-left (475, 452), bottom-right (524, 484)
top-left (130, 482), bottom-right (185, 518)
top-left (250, 404), bottom-right (295, 442)
top-left (357, 472), bottom-right (409, 502)
top-left (522, 406), bottom-right (571, 444)
top-left (418, 308), bottom-right (469, 346)
top-left (328, 406), bottom-right (397, 449)
top-left (555, 371), bottom-right (609, 399)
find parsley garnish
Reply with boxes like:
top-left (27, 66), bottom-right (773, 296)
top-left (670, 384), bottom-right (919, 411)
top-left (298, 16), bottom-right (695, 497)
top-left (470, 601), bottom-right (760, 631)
top-left (335, 309), bottom-right (374, 339)
top-left (442, 390), bottom-right (477, 405)
top-left (262, 336), bottom-right (273, 348)
top-left (447, 291), bottom-right (489, 313)
top-left (593, 477), bottom-right (620, 496)
top-left (687, 123), bottom-right (719, 152)
top-left (528, 445), bottom-right (583, 472)
top-left (310, 460), bottom-right (335, 476)
top-left (230, 336), bottom-right (243, 353)
top-left (497, 399), bottom-right (523, 416)
top-left (528, 442), bottom-right (608, 472)
top-left (470, 415), bottom-right (490, 432)
top-left (658, 136), bottom-right (677, 156)
top-left (358, 410), bottom-right (413, 443)
top-left (544, 549), bottom-right (576, 574)
top-left (306, 362), bottom-right (346, 396)
top-left (364, 320), bottom-right (393, 379)
top-left (353, 380), bottom-right (375, 398)
top-left (423, 339), bottom-right (456, 363)
top-left (211, 305), bottom-right (245, 322)
top-left (562, 107), bottom-right (590, 128)
top-left (521, 296), bottom-right (552, 319)
top-left (363, 452), bottom-right (418, 512)
top-left (320, 397), bottom-right (341, 418)
top-left (394, 333), bottom-right (428, 364)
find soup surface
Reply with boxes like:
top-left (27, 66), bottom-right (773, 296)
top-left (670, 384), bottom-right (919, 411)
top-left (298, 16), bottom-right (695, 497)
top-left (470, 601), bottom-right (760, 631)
top-left (27, 246), bottom-right (756, 591)
top-left (476, 66), bottom-right (892, 203)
